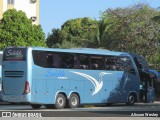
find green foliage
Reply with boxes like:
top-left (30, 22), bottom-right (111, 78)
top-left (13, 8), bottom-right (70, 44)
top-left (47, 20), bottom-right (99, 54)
top-left (47, 17), bottom-right (99, 48)
top-left (46, 4), bottom-right (160, 70)
top-left (99, 4), bottom-right (160, 70)
top-left (0, 9), bottom-right (46, 50)
top-left (46, 28), bottom-right (61, 48)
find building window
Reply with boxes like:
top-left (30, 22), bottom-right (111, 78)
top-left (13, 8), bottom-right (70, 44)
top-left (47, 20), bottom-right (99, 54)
top-left (30, 0), bottom-right (36, 4)
top-left (7, 0), bottom-right (14, 4)
top-left (31, 16), bottom-right (37, 22)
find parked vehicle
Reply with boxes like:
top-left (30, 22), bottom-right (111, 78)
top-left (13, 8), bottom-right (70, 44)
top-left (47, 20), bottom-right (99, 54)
top-left (2, 47), bottom-right (155, 109)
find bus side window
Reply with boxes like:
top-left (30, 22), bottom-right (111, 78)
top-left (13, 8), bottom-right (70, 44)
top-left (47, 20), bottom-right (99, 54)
top-left (32, 51), bottom-right (39, 65)
top-left (61, 53), bottom-right (74, 69)
top-left (105, 56), bottom-right (117, 70)
top-left (53, 53), bottom-right (60, 68)
top-left (78, 54), bottom-right (90, 69)
top-left (90, 56), bottom-right (104, 70)
top-left (32, 50), bottom-right (47, 67)
top-left (46, 52), bottom-right (61, 68)
top-left (74, 55), bottom-right (80, 69)
top-left (46, 52), bottom-right (53, 68)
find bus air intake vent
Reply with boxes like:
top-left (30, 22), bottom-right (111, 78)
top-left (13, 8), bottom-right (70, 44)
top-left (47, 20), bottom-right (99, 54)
top-left (4, 71), bottom-right (24, 77)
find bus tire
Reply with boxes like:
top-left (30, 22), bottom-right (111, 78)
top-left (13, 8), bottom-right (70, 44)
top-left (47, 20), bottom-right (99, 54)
top-left (31, 104), bottom-right (42, 109)
top-left (55, 93), bottom-right (66, 109)
top-left (68, 93), bottom-right (80, 108)
top-left (126, 93), bottom-right (136, 105)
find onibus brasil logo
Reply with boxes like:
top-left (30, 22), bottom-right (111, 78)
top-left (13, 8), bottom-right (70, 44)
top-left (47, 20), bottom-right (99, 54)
top-left (71, 71), bottom-right (112, 95)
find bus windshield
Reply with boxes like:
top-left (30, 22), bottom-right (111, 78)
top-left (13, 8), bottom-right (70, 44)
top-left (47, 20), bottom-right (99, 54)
top-left (3, 48), bottom-right (26, 61)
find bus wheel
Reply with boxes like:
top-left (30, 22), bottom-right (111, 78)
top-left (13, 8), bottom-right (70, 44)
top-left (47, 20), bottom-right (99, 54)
top-left (55, 93), bottom-right (66, 109)
top-left (31, 104), bottom-right (42, 109)
top-left (127, 94), bottom-right (136, 105)
top-left (68, 93), bottom-right (79, 108)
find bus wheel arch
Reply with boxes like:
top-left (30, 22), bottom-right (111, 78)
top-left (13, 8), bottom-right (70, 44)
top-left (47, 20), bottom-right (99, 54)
top-left (67, 92), bottom-right (80, 108)
top-left (54, 92), bottom-right (67, 109)
top-left (126, 92), bottom-right (137, 105)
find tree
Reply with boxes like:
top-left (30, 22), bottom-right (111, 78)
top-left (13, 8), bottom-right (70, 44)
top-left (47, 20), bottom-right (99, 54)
top-left (46, 28), bottom-right (61, 48)
top-left (46, 17), bottom-right (99, 48)
top-left (99, 4), bottom-right (160, 70)
top-left (46, 4), bottom-right (160, 70)
top-left (0, 9), bottom-right (46, 50)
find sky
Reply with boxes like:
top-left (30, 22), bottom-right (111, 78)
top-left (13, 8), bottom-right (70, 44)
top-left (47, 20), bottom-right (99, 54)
top-left (40, 0), bottom-right (160, 36)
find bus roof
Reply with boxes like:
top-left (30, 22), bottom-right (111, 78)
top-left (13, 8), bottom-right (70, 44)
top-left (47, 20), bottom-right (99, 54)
top-left (30, 47), bottom-right (128, 56)
top-left (4, 47), bottom-right (129, 56)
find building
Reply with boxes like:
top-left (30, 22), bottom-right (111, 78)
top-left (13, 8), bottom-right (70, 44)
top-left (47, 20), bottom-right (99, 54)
top-left (0, 0), bottom-right (39, 25)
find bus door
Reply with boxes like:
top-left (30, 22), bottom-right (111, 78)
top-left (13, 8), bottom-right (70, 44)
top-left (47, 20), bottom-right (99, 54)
top-left (133, 56), bottom-right (155, 103)
top-left (139, 70), bottom-right (155, 103)
top-left (147, 71), bottom-right (155, 103)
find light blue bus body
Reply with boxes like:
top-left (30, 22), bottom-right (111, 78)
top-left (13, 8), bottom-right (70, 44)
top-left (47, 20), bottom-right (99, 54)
top-left (2, 47), bottom-right (154, 108)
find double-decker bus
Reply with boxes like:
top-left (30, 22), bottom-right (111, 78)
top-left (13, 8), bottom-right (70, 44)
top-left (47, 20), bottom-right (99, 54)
top-left (2, 47), bottom-right (155, 109)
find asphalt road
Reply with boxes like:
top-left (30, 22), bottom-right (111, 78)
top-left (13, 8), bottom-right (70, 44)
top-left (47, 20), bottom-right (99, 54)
top-left (0, 102), bottom-right (160, 118)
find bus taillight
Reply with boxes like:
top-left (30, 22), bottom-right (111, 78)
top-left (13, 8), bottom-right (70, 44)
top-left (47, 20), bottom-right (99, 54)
top-left (23, 81), bottom-right (30, 94)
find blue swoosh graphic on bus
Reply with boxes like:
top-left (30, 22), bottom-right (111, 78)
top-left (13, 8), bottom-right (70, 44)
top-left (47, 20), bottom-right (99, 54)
top-left (71, 71), bottom-right (112, 95)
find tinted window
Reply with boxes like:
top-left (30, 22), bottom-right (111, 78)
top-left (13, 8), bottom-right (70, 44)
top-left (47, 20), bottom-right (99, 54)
top-left (3, 48), bottom-right (26, 61)
top-left (52, 53), bottom-right (61, 68)
top-left (61, 53), bottom-right (74, 69)
top-left (105, 55), bottom-right (135, 73)
top-left (105, 56), bottom-right (117, 70)
top-left (130, 53), bottom-right (149, 71)
top-left (32, 50), bottom-right (135, 72)
top-left (117, 56), bottom-right (135, 73)
top-left (32, 50), bottom-right (47, 67)
top-left (136, 57), bottom-right (149, 70)
top-left (8, 0), bottom-right (14, 4)
top-left (91, 56), bottom-right (104, 70)
top-left (75, 54), bottom-right (90, 69)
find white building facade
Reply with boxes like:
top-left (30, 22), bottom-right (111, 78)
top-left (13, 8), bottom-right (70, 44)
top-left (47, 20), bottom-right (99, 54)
top-left (0, 0), bottom-right (39, 24)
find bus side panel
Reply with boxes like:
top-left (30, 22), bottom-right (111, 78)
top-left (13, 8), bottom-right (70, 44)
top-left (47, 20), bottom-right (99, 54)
top-left (32, 68), bottom-right (48, 104)
top-left (108, 72), bottom-right (129, 103)
top-left (69, 70), bottom-right (116, 104)
top-left (31, 75), bottom-right (36, 103)
top-left (46, 78), bottom-right (56, 104)
top-left (106, 71), bottom-right (139, 103)
top-left (95, 71), bottom-right (117, 104)
top-left (69, 79), bottom-right (84, 102)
